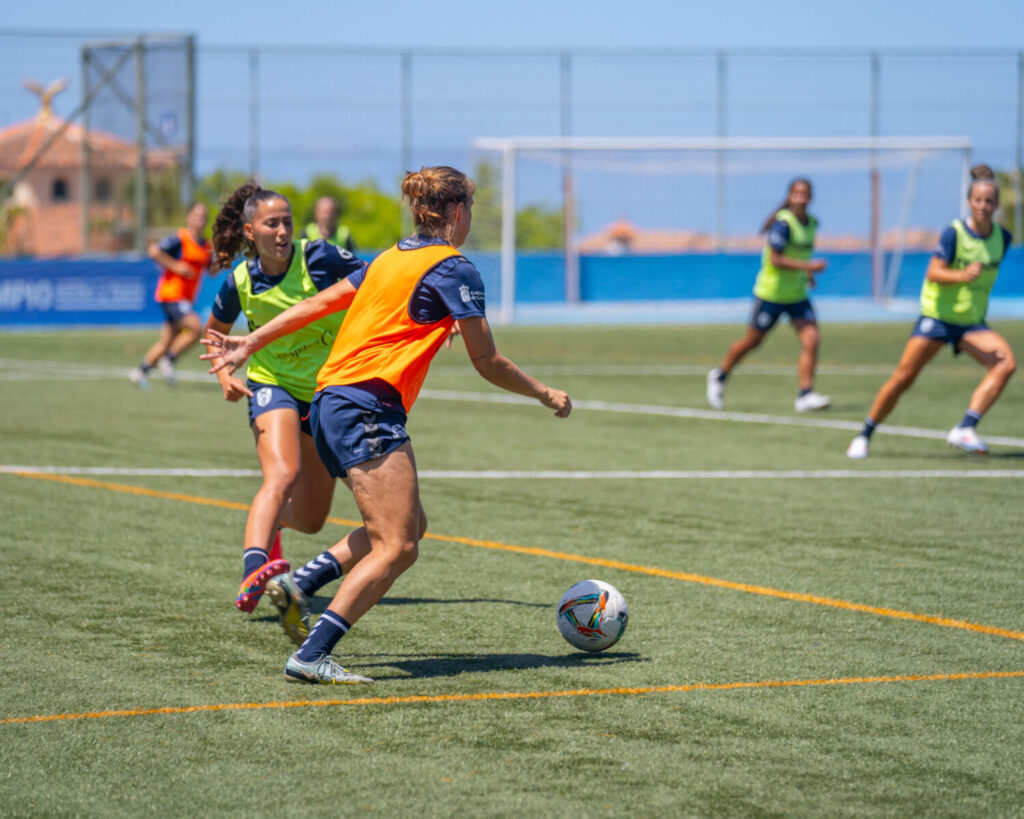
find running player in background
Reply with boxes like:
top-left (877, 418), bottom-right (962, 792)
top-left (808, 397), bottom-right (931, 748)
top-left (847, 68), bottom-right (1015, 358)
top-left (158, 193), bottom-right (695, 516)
top-left (203, 165), bottom-right (572, 684)
top-left (301, 195), bottom-right (355, 253)
top-left (847, 166), bottom-right (1015, 458)
top-left (202, 182), bottom-right (367, 613)
top-left (130, 202), bottom-right (212, 388)
top-left (707, 178), bottom-right (831, 412)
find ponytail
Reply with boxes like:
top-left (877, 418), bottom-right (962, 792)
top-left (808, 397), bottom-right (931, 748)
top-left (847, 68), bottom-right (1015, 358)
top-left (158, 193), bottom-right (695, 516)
top-left (210, 182), bottom-right (289, 272)
top-left (760, 177), bottom-right (813, 233)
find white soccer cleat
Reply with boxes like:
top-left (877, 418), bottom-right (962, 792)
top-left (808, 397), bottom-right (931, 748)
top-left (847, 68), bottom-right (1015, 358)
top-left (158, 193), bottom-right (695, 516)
top-left (795, 391), bottom-right (831, 412)
top-left (706, 368), bottom-right (725, 410)
top-left (284, 653), bottom-right (373, 684)
top-left (846, 435), bottom-right (870, 459)
top-left (128, 367), bottom-right (150, 390)
top-left (157, 356), bottom-right (176, 385)
top-left (946, 425), bottom-right (988, 455)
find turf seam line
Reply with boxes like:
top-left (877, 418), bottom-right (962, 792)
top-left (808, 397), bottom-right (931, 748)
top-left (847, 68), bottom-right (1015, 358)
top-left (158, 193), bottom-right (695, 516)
top-left (2, 670), bottom-right (1021, 726)
top-left (11, 471), bottom-right (1024, 643)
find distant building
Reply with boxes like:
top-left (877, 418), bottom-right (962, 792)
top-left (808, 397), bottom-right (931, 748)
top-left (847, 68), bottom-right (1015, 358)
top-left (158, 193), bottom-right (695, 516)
top-left (0, 79), bottom-right (177, 256)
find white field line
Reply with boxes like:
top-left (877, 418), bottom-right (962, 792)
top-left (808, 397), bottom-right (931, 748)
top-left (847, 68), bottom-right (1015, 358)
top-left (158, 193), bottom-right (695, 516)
top-left (418, 389), bottom-right (1024, 448)
top-left (0, 358), bottom-right (977, 382)
top-left (4, 465), bottom-right (1024, 480)
top-left (429, 363), bottom-right (972, 378)
top-left (3, 359), bottom-right (1023, 448)
top-left (0, 358), bottom-right (212, 383)
top-left (0, 466), bottom-right (262, 477)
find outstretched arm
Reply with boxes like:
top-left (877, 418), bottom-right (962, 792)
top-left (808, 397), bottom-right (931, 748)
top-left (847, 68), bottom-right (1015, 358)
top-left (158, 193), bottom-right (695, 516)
top-left (202, 277), bottom-right (358, 374)
top-left (458, 316), bottom-right (571, 418)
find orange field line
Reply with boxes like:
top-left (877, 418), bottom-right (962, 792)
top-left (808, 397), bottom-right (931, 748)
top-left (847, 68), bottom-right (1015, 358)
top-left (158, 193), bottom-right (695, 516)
top-left (2, 670), bottom-right (1021, 726)
top-left (13, 471), bottom-right (1024, 642)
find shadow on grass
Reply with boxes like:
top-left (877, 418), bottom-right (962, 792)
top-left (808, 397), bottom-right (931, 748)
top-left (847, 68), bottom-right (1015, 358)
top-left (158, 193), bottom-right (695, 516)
top-left (307, 595), bottom-right (548, 615)
top-left (354, 650), bottom-right (643, 680)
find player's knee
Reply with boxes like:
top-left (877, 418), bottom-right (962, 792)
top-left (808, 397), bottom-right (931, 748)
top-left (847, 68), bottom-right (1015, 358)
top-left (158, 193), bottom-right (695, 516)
top-left (262, 467), bottom-right (300, 500)
top-left (391, 540), bottom-right (419, 572)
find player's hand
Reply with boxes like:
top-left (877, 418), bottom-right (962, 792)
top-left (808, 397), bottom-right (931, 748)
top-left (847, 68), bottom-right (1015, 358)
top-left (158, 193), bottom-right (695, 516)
top-left (809, 259), bottom-right (827, 273)
top-left (221, 375), bottom-right (254, 402)
top-left (445, 320), bottom-right (462, 350)
top-left (200, 328), bottom-right (251, 374)
top-left (541, 387), bottom-right (572, 418)
top-left (962, 262), bottom-right (983, 282)
top-left (174, 260), bottom-right (194, 276)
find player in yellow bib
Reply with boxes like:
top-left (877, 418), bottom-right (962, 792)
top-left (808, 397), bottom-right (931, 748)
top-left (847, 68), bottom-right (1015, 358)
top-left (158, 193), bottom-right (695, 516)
top-left (847, 170), bottom-right (1015, 458)
top-left (202, 182), bottom-right (367, 612)
top-left (707, 178), bottom-right (831, 412)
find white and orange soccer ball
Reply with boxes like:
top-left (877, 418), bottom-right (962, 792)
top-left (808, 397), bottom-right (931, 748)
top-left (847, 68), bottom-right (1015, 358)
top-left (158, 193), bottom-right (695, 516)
top-left (556, 579), bottom-right (628, 652)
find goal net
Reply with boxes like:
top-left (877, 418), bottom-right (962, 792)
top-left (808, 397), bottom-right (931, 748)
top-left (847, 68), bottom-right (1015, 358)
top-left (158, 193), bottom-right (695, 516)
top-left (468, 137), bottom-right (972, 324)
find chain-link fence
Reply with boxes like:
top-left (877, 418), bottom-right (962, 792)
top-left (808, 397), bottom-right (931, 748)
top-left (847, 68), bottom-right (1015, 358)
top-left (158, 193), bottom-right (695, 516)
top-left (1, 31), bottom-right (1022, 256)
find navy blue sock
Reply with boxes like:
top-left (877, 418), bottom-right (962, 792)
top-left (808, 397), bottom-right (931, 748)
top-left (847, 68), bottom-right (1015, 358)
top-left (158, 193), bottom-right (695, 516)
top-left (242, 548), bottom-right (269, 579)
top-left (294, 551), bottom-right (343, 597)
top-left (799, 388), bottom-right (812, 398)
top-left (716, 370), bottom-right (727, 383)
top-left (295, 611), bottom-right (350, 662)
top-left (959, 410), bottom-right (982, 429)
top-left (860, 418), bottom-right (877, 439)
top-left (166, 352), bottom-right (177, 364)
top-left (139, 362), bottom-right (153, 373)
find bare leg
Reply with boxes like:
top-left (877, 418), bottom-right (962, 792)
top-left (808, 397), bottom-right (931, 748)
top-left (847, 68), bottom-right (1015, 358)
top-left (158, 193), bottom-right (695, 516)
top-left (718, 326), bottom-right (767, 375)
top-left (141, 322), bottom-right (176, 368)
top-left (958, 330), bottom-right (1017, 416)
top-left (247, 409), bottom-right (303, 552)
top-left (324, 442), bottom-right (421, 627)
top-left (325, 506), bottom-right (428, 574)
top-left (166, 312), bottom-right (202, 359)
top-left (278, 432), bottom-right (336, 534)
top-left (794, 320), bottom-right (820, 392)
top-left (866, 336), bottom-right (944, 425)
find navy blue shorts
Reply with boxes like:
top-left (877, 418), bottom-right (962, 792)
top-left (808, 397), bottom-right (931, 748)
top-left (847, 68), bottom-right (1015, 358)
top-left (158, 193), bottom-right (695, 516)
top-left (911, 315), bottom-right (988, 354)
top-left (247, 380), bottom-right (313, 435)
top-left (750, 298), bottom-right (816, 332)
top-left (159, 299), bottom-right (194, 324)
top-left (310, 387), bottom-right (410, 478)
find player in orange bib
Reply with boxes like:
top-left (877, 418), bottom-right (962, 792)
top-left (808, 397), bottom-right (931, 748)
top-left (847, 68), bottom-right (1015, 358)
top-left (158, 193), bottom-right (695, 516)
top-left (203, 166), bottom-right (572, 684)
top-left (130, 202), bottom-right (212, 388)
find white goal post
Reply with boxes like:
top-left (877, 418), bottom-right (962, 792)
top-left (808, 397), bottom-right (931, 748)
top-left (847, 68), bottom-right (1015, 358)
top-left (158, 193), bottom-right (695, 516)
top-left (470, 136), bottom-right (973, 325)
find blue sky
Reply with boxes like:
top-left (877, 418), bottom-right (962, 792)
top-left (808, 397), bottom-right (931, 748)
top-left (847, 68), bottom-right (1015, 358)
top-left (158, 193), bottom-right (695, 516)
top-left (3, 2), bottom-right (1022, 239)
top-left (6, 0), bottom-right (1024, 49)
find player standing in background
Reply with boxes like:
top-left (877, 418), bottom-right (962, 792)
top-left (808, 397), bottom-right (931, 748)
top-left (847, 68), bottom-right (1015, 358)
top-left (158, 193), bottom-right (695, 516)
top-left (202, 182), bottom-right (367, 613)
top-left (302, 195), bottom-right (355, 253)
top-left (130, 202), bottom-right (212, 388)
top-left (203, 165), bottom-right (572, 684)
top-left (847, 167), bottom-right (1014, 458)
top-left (706, 178), bottom-right (831, 412)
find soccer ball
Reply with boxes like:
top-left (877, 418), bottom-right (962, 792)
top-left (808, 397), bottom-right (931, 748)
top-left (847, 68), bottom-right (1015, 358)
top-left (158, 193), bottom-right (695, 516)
top-left (556, 579), bottom-right (628, 652)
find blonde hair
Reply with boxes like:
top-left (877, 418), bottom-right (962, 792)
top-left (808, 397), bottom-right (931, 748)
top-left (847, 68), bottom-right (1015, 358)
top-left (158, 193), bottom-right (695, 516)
top-left (401, 166), bottom-right (475, 243)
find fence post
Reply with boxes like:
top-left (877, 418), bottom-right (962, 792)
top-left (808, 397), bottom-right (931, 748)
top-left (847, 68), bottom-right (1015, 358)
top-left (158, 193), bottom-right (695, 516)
top-left (134, 37), bottom-right (147, 253)
top-left (870, 51), bottom-right (882, 301)
top-left (1015, 50), bottom-right (1023, 245)
top-left (716, 50), bottom-right (728, 250)
top-left (80, 49), bottom-right (91, 253)
top-left (561, 51), bottom-right (579, 305)
top-left (249, 48), bottom-right (259, 181)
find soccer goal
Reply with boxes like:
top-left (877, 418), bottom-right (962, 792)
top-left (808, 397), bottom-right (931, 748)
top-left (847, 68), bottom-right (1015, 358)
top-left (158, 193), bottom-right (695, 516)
top-left (468, 136), bottom-right (972, 325)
